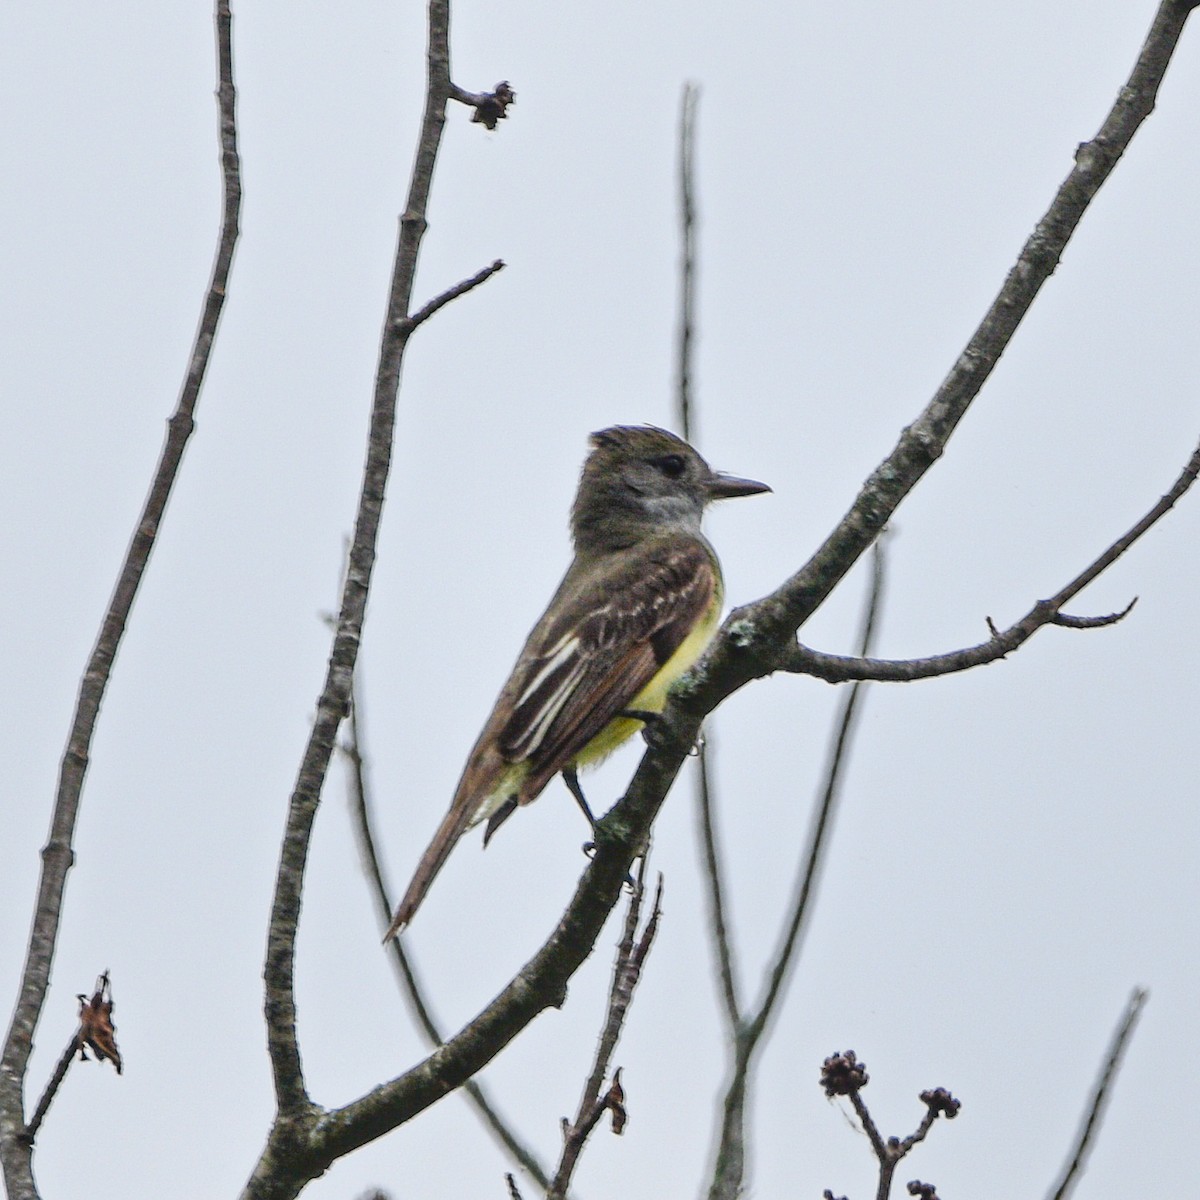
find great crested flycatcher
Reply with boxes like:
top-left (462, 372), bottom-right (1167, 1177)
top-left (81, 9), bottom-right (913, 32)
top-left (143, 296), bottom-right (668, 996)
top-left (385, 425), bottom-right (769, 937)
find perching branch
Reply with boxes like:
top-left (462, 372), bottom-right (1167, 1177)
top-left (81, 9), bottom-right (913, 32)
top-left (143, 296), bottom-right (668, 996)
top-left (779, 439), bottom-right (1200, 684)
top-left (686, 0), bottom-right (1200, 716)
top-left (587, 9), bottom-right (1200, 1019)
top-left (340, 680), bottom-right (550, 1191)
top-left (1046, 988), bottom-right (1149, 1200)
top-left (0, 4), bottom-right (241, 1195)
top-left (225, 11), bottom-right (1192, 1197)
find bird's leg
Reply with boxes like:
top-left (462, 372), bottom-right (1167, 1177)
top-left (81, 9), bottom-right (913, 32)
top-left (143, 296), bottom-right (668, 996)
top-left (619, 708), bottom-right (659, 725)
top-left (562, 765), bottom-right (598, 829)
top-left (563, 766), bottom-right (636, 892)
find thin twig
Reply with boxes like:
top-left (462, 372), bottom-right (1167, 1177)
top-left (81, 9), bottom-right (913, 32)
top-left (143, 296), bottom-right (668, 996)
top-left (0, 4), bottom-right (241, 1193)
top-left (400, 259), bottom-right (506, 332)
top-left (780, 439), bottom-right (1200, 683)
top-left (706, 543), bottom-right (886, 1200)
top-left (673, 79), bottom-right (742, 1035)
top-left (547, 869), bottom-right (662, 1200)
top-left (848, 1091), bottom-right (890, 1163)
top-left (750, 538), bottom-right (885, 1039)
top-left (676, 81), bottom-right (700, 445)
top-left (341, 683), bottom-right (550, 1190)
top-left (21, 1037), bottom-right (78, 1147)
top-left (695, 735), bottom-right (741, 1029)
top-left (1046, 988), bottom-right (1149, 1200)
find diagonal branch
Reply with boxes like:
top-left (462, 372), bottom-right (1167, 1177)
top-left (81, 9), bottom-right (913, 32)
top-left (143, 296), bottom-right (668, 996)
top-left (0, 4), bottom-right (241, 1194)
top-left (686, 0), bottom-right (1200, 719)
top-left (705, 541), bottom-right (886, 1200)
top-left (1046, 988), bottom-right (1149, 1200)
top-left (234, 11), bottom-right (1195, 1196)
top-left (695, 737), bottom-right (741, 1030)
top-left (20, 1037), bottom-right (78, 1149)
top-left (401, 259), bottom-right (506, 332)
top-left (779, 439), bottom-right (1200, 683)
top-left (748, 539), bottom-right (884, 1040)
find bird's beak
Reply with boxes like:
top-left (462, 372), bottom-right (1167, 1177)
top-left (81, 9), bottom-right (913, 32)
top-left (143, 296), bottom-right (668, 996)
top-left (707, 471), bottom-right (772, 500)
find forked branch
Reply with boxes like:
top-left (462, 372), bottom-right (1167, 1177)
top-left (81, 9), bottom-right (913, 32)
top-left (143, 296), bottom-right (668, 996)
top-left (248, 0), bottom-right (509, 1193)
top-left (243, 7), bottom-right (1196, 1196)
top-left (780, 438), bottom-right (1200, 683)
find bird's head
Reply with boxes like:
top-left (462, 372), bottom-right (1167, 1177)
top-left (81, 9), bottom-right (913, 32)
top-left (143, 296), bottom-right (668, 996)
top-left (572, 425), bottom-right (770, 551)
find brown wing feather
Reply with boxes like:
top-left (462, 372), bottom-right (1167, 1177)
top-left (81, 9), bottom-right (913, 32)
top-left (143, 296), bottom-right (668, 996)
top-left (500, 538), bottom-right (716, 793)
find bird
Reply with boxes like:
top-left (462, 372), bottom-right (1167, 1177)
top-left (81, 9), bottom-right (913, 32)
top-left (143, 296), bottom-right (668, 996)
top-left (385, 424), bottom-right (769, 937)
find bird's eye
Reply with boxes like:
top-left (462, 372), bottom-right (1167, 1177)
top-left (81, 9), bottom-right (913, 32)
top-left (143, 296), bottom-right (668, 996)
top-left (654, 454), bottom-right (686, 478)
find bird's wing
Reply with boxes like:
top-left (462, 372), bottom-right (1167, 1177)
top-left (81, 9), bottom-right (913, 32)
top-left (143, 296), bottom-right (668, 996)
top-left (499, 538), bottom-right (717, 785)
top-left (383, 537), bottom-right (717, 940)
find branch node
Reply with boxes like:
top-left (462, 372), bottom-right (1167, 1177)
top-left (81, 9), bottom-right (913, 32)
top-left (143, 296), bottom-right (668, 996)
top-left (450, 80), bottom-right (516, 129)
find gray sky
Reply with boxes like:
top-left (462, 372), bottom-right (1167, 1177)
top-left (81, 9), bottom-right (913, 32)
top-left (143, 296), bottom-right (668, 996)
top-left (3, 2), bottom-right (1199, 1197)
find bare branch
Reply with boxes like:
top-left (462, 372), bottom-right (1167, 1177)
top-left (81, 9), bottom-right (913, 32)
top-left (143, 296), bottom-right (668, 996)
top-left (822, 1055), bottom-right (960, 1200)
top-left (695, 736), bottom-right (741, 1030)
top-left (257, 0), bottom-right (486, 1126)
top-left (676, 81), bottom-right (700, 444)
top-left (399, 259), bottom-right (506, 333)
top-left (1046, 988), bottom-right (1149, 1200)
top-left (684, 0), bottom-right (1200, 717)
top-left (671, 79), bottom-right (743, 1035)
top-left (340, 685), bottom-right (550, 1190)
top-left (0, 4), bottom-right (241, 1193)
top-left (547, 870), bottom-right (663, 1200)
top-left (706, 543), bottom-right (886, 1200)
top-left (778, 438), bottom-right (1200, 684)
top-left (749, 539), bottom-right (884, 1039)
top-left (232, 12), bottom-right (1195, 1195)
top-left (249, 2), bottom-right (514, 1188)
top-left (781, 600), bottom-right (1137, 683)
top-left (21, 1038), bottom-right (77, 1148)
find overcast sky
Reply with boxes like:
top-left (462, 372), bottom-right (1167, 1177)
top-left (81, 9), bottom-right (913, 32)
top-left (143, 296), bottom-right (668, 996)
top-left (3, 2), bottom-right (1199, 1198)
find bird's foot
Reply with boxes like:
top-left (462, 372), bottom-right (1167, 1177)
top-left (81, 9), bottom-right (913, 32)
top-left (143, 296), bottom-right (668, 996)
top-left (618, 708), bottom-right (668, 749)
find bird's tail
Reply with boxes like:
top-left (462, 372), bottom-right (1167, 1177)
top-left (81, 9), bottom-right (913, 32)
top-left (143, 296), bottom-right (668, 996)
top-left (384, 750), bottom-right (521, 939)
top-left (384, 795), bottom-right (483, 939)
